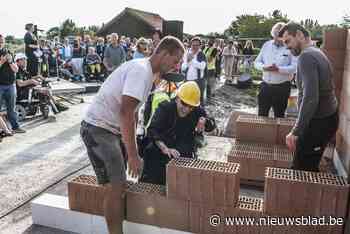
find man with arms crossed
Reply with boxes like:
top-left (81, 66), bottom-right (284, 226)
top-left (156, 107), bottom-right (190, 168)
top-left (81, 36), bottom-right (184, 234)
top-left (279, 23), bottom-right (338, 172)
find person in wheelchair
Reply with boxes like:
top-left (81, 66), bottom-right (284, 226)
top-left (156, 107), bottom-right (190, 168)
top-left (84, 47), bottom-right (104, 82)
top-left (15, 53), bottom-right (67, 119)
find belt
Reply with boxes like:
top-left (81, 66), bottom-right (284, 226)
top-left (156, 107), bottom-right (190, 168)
top-left (263, 81), bottom-right (290, 86)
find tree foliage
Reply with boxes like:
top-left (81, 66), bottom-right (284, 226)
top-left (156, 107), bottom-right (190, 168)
top-left (224, 10), bottom-right (289, 39)
top-left (341, 14), bottom-right (350, 28)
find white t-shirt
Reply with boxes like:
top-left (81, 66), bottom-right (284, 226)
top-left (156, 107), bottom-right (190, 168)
top-left (84, 58), bottom-right (154, 134)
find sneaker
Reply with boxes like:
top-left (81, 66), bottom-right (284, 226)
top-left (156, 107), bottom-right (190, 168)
top-left (13, 128), bottom-right (26, 134)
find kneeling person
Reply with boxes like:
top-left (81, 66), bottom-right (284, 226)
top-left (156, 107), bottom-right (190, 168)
top-left (141, 81), bottom-right (216, 185)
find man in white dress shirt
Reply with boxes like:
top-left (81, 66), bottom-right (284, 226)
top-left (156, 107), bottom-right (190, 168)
top-left (181, 37), bottom-right (207, 105)
top-left (254, 22), bottom-right (297, 118)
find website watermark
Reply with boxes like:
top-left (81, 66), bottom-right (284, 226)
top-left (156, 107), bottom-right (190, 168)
top-left (209, 214), bottom-right (344, 227)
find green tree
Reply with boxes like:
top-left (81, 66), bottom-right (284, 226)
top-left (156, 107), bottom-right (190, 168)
top-left (301, 19), bottom-right (322, 38)
top-left (46, 27), bottom-right (60, 39)
top-left (340, 14), bottom-right (350, 28)
top-left (5, 35), bottom-right (15, 44)
top-left (224, 10), bottom-right (289, 39)
top-left (60, 19), bottom-right (77, 38)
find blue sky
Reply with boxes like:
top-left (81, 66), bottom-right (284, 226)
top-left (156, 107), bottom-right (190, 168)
top-left (0, 0), bottom-right (349, 38)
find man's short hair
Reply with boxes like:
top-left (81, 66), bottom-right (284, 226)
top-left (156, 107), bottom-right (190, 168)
top-left (154, 35), bottom-right (185, 55)
top-left (25, 23), bottom-right (34, 30)
top-left (190, 36), bottom-right (201, 45)
top-left (278, 22), bottom-right (310, 38)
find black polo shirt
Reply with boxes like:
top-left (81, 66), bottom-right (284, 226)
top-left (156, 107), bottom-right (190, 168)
top-left (0, 62), bottom-right (16, 85)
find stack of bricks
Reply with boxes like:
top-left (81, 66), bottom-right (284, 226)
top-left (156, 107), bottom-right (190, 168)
top-left (232, 115), bottom-right (296, 183)
top-left (264, 167), bottom-right (349, 233)
top-left (166, 157), bottom-right (262, 233)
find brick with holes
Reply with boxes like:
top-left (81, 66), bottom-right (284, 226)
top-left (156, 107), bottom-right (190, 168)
top-left (264, 167), bottom-right (349, 218)
top-left (236, 115), bottom-right (278, 144)
top-left (166, 158), bottom-right (240, 207)
top-left (126, 182), bottom-right (189, 231)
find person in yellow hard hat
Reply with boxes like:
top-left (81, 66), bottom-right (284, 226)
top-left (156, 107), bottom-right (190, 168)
top-left (140, 81), bottom-right (216, 185)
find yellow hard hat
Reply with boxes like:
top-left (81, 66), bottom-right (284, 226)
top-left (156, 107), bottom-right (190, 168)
top-left (177, 81), bottom-right (201, 107)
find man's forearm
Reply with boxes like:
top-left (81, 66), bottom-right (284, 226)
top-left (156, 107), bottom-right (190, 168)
top-left (120, 112), bottom-right (138, 159)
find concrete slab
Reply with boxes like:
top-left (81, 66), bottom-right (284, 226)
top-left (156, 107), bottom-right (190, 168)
top-left (31, 193), bottom-right (192, 234)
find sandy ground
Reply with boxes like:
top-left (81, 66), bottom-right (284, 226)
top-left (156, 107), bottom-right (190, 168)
top-left (0, 80), bottom-right (267, 234)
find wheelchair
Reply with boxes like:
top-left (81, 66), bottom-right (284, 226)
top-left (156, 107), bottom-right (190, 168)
top-left (15, 80), bottom-right (57, 121)
top-left (83, 59), bottom-right (106, 82)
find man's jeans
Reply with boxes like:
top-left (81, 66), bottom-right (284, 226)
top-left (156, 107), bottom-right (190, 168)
top-left (0, 84), bottom-right (19, 129)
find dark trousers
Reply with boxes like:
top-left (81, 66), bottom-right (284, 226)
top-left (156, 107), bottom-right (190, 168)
top-left (292, 111), bottom-right (339, 172)
top-left (140, 143), bottom-right (170, 185)
top-left (258, 81), bottom-right (291, 118)
top-left (27, 57), bottom-right (39, 77)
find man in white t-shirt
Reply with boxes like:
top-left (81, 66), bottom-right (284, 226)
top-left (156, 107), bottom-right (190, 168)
top-left (80, 36), bottom-right (184, 234)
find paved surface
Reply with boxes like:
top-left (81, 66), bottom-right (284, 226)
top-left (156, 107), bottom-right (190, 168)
top-left (0, 88), bottom-right (262, 234)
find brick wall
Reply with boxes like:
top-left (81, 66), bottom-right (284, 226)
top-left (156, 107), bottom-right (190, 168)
top-left (324, 29), bottom-right (350, 175)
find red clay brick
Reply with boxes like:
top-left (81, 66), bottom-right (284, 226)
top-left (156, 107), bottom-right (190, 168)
top-left (167, 158), bottom-right (240, 207)
top-left (228, 141), bottom-right (275, 181)
top-left (264, 168), bottom-right (349, 218)
top-left (236, 115), bottom-right (278, 144)
top-left (323, 29), bottom-right (348, 50)
top-left (126, 182), bottom-right (190, 231)
top-left (323, 49), bottom-right (346, 70)
top-left (274, 145), bottom-right (294, 168)
top-left (68, 175), bottom-right (106, 216)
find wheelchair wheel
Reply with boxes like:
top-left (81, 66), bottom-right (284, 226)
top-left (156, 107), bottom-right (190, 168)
top-left (15, 104), bottom-right (27, 122)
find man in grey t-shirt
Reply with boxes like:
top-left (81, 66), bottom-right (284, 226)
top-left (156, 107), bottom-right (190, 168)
top-left (279, 23), bottom-right (338, 172)
top-left (103, 33), bottom-right (126, 73)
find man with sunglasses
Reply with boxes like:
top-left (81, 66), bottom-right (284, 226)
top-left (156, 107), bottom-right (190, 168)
top-left (181, 37), bottom-right (207, 105)
top-left (140, 81), bottom-right (216, 185)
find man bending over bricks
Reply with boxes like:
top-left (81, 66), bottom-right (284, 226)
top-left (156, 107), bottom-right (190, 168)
top-left (279, 23), bottom-right (338, 172)
top-left (81, 36), bottom-right (184, 234)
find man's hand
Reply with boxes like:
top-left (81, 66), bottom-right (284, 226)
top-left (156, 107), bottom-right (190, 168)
top-left (263, 64), bottom-right (279, 72)
top-left (127, 154), bottom-right (143, 178)
top-left (157, 140), bottom-right (180, 158)
top-left (162, 147), bottom-right (180, 158)
top-left (286, 132), bottom-right (298, 152)
top-left (196, 117), bottom-right (206, 132)
top-left (31, 79), bottom-right (40, 86)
